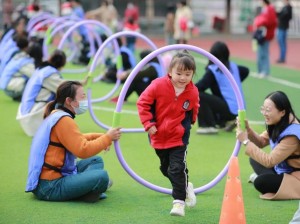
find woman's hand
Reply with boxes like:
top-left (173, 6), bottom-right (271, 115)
top-left (236, 117), bottom-right (249, 143)
top-left (106, 127), bottom-right (122, 141)
top-left (148, 126), bottom-right (157, 135)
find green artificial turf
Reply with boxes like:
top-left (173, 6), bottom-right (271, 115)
top-left (0, 56), bottom-right (299, 224)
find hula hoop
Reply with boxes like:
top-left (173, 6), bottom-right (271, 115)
top-left (26, 12), bottom-right (54, 32)
top-left (42, 16), bottom-right (80, 60)
top-left (43, 20), bottom-right (78, 61)
top-left (44, 19), bottom-right (103, 74)
top-left (28, 17), bottom-right (56, 38)
top-left (111, 44), bottom-right (245, 194)
top-left (87, 31), bottom-right (164, 132)
top-left (57, 20), bottom-right (112, 63)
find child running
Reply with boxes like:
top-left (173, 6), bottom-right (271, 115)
top-left (137, 50), bottom-right (199, 216)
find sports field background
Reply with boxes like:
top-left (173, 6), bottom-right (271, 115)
top-left (0, 34), bottom-right (299, 224)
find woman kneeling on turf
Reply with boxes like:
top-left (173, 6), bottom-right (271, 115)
top-left (236, 91), bottom-right (300, 200)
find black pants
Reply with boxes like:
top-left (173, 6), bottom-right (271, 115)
top-left (155, 146), bottom-right (188, 201)
top-left (197, 92), bottom-right (236, 127)
top-left (250, 158), bottom-right (284, 194)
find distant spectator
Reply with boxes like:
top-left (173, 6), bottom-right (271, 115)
top-left (26, 0), bottom-right (41, 19)
top-left (124, 2), bottom-right (139, 24)
top-left (164, 3), bottom-right (176, 45)
top-left (85, 0), bottom-right (118, 32)
top-left (2, 0), bottom-right (14, 31)
top-left (252, 0), bottom-right (277, 78)
top-left (123, 17), bottom-right (141, 53)
top-left (174, 0), bottom-right (193, 44)
top-left (276, 0), bottom-right (293, 63)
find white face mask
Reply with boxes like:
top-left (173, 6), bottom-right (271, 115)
top-left (73, 100), bottom-right (88, 115)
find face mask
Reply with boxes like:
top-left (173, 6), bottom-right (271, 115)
top-left (73, 100), bottom-right (88, 115)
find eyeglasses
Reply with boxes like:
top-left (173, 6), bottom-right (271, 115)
top-left (260, 106), bottom-right (272, 115)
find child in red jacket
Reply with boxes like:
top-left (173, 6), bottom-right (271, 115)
top-left (137, 50), bottom-right (199, 216)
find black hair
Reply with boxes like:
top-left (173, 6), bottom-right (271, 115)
top-left (265, 91), bottom-right (299, 142)
top-left (44, 80), bottom-right (82, 118)
top-left (207, 41), bottom-right (230, 69)
top-left (27, 42), bottom-right (43, 68)
top-left (168, 50), bottom-right (196, 74)
top-left (139, 49), bottom-right (158, 63)
top-left (48, 49), bottom-right (66, 69)
top-left (11, 15), bottom-right (28, 30)
top-left (15, 35), bottom-right (29, 50)
top-left (262, 0), bottom-right (270, 5)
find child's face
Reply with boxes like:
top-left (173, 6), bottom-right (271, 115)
top-left (169, 64), bottom-right (194, 89)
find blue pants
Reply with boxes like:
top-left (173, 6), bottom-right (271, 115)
top-left (33, 156), bottom-right (109, 201)
top-left (257, 40), bottom-right (270, 75)
top-left (277, 28), bottom-right (287, 62)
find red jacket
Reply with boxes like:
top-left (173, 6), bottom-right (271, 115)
top-left (253, 5), bottom-right (277, 41)
top-left (137, 75), bottom-right (199, 149)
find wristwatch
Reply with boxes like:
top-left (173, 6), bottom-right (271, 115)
top-left (243, 139), bottom-right (250, 146)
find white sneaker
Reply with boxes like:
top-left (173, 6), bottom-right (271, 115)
top-left (248, 173), bottom-right (258, 183)
top-left (170, 200), bottom-right (185, 216)
top-left (185, 182), bottom-right (196, 207)
top-left (196, 127), bottom-right (218, 134)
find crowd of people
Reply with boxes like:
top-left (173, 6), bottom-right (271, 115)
top-left (0, 0), bottom-right (299, 221)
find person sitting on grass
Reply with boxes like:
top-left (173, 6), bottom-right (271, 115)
top-left (195, 41), bottom-right (249, 134)
top-left (99, 38), bottom-right (136, 84)
top-left (0, 38), bottom-right (42, 101)
top-left (25, 80), bottom-right (121, 202)
top-left (110, 50), bottom-right (164, 103)
top-left (236, 91), bottom-right (300, 200)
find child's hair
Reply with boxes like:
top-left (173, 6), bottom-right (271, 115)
top-left (44, 80), bottom-right (82, 118)
top-left (27, 42), bottom-right (43, 68)
top-left (207, 41), bottom-right (230, 69)
top-left (168, 50), bottom-right (196, 74)
top-left (48, 49), bottom-right (66, 69)
top-left (15, 35), bottom-right (29, 50)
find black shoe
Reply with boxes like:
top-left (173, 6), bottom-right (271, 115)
top-left (276, 59), bottom-right (285, 63)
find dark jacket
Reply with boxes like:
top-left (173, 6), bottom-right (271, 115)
top-left (277, 4), bottom-right (293, 30)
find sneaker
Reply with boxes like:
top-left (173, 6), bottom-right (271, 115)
top-left (248, 173), bottom-right (258, 183)
top-left (223, 119), bottom-right (236, 132)
top-left (109, 96), bottom-right (119, 103)
top-left (185, 182), bottom-right (196, 207)
top-left (196, 127), bottom-right (218, 134)
top-left (107, 179), bottom-right (113, 190)
top-left (170, 200), bottom-right (185, 216)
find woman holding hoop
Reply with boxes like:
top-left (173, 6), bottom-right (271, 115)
top-left (25, 80), bottom-right (121, 202)
top-left (236, 91), bottom-right (300, 200)
top-left (137, 50), bottom-right (199, 216)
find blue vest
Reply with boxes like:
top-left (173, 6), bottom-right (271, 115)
top-left (120, 46), bottom-right (136, 69)
top-left (0, 29), bottom-right (15, 57)
top-left (208, 62), bottom-right (245, 115)
top-left (20, 66), bottom-right (59, 115)
top-left (0, 44), bottom-right (19, 78)
top-left (0, 54), bottom-right (33, 90)
top-left (25, 110), bottom-right (77, 192)
top-left (270, 124), bottom-right (300, 174)
top-left (148, 62), bottom-right (164, 78)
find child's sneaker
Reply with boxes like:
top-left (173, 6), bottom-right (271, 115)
top-left (170, 200), bottom-right (185, 216)
top-left (185, 182), bottom-right (196, 207)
